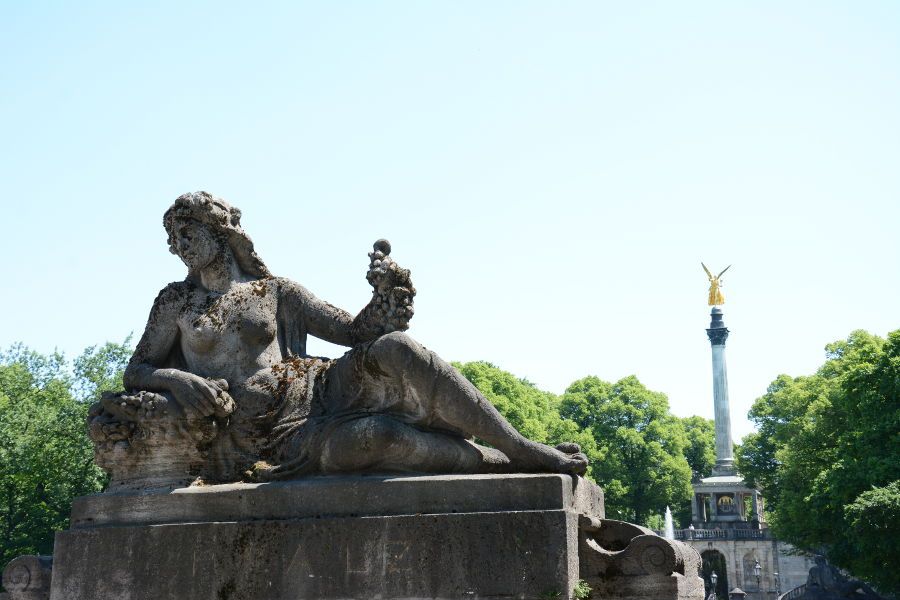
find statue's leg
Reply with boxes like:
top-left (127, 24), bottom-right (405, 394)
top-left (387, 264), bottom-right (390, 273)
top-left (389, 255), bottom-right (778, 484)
top-left (318, 415), bottom-right (510, 473)
top-left (324, 332), bottom-right (587, 475)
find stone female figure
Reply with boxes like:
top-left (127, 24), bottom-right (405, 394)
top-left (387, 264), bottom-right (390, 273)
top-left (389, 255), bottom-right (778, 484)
top-left (89, 192), bottom-right (587, 489)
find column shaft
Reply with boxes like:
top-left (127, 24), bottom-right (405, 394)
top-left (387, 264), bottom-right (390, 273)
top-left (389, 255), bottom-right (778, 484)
top-left (711, 343), bottom-right (734, 471)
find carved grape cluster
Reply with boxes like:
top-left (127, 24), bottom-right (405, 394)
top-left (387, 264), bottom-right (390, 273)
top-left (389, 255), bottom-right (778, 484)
top-left (106, 390), bottom-right (169, 420)
top-left (88, 391), bottom-right (170, 445)
top-left (87, 384), bottom-right (235, 450)
top-left (366, 239), bottom-right (415, 333)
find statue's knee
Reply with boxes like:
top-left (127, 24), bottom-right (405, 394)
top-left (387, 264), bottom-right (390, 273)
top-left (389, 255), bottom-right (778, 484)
top-left (377, 331), bottom-right (415, 351)
top-left (369, 331), bottom-right (423, 372)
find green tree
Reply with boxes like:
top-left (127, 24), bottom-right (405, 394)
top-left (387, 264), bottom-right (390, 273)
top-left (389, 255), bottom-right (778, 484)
top-left (680, 415), bottom-right (715, 481)
top-left (559, 375), bottom-right (692, 526)
top-left (736, 330), bottom-right (900, 594)
top-left (453, 361), bottom-right (599, 476)
top-left (844, 481), bottom-right (900, 595)
top-left (72, 337), bottom-right (132, 402)
top-left (0, 341), bottom-right (129, 569)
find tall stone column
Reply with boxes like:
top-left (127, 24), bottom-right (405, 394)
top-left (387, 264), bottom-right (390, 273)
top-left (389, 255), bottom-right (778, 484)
top-left (707, 307), bottom-right (735, 476)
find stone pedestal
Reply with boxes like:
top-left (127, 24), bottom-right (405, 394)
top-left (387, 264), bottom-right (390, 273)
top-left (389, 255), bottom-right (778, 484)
top-left (14, 473), bottom-right (705, 600)
top-left (49, 474), bottom-right (605, 600)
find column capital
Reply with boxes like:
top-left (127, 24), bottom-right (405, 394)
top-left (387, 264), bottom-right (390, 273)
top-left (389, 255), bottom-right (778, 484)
top-left (707, 307), bottom-right (729, 345)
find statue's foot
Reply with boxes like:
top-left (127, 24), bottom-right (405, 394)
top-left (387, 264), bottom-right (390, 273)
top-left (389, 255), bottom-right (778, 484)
top-left (510, 440), bottom-right (589, 475)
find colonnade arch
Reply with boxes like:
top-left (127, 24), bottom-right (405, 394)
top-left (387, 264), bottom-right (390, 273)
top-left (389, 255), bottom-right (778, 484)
top-left (701, 549), bottom-right (729, 600)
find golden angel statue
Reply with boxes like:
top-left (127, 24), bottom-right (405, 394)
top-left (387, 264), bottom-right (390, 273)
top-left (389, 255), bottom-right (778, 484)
top-left (702, 262), bottom-right (730, 306)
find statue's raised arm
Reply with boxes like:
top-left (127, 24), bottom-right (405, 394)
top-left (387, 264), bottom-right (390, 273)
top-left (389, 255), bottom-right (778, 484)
top-left (274, 239), bottom-right (414, 349)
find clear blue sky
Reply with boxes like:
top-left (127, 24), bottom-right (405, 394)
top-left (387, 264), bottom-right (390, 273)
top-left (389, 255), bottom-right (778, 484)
top-left (2, 2), bottom-right (898, 441)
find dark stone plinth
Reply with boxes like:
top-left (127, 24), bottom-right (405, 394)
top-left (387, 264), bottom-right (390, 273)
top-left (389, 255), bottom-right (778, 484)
top-left (49, 474), bottom-right (604, 600)
top-left (37, 474), bottom-right (705, 600)
top-left (54, 512), bottom-right (579, 599)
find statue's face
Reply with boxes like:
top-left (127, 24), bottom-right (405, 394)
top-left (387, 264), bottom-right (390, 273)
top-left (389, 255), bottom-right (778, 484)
top-left (172, 218), bottom-right (220, 271)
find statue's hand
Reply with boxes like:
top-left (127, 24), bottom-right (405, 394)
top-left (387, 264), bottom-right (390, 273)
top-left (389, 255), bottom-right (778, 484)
top-left (366, 239), bottom-right (416, 333)
top-left (165, 372), bottom-right (234, 418)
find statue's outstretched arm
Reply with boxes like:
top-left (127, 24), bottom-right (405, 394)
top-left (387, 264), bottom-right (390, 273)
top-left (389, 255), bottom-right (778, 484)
top-left (123, 282), bottom-right (224, 417)
top-left (278, 278), bottom-right (358, 347)
top-left (280, 240), bottom-right (415, 347)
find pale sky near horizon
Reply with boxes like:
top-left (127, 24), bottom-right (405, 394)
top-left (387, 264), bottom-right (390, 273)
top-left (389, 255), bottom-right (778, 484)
top-left (1, 2), bottom-right (898, 442)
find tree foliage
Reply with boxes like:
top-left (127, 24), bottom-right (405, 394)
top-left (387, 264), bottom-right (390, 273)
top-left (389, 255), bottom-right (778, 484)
top-left (844, 480), bottom-right (900, 594)
top-left (453, 361), bottom-right (599, 476)
top-left (456, 362), bottom-right (705, 528)
top-left (680, 415), bottom-right (716, 481)
top-left (736, 330), bottom-right (900, 595)
top-left (558, 375), bottom-right (693, 526)
top-left (0, 341), bottom-right (129, 568)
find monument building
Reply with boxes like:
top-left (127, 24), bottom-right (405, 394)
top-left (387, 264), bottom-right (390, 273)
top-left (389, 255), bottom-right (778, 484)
top-left (673, 267), bottom-right (814, 600)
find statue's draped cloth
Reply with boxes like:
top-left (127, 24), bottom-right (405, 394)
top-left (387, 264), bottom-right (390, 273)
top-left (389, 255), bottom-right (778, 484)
top-left (208, 307), bottom-right (442, 480)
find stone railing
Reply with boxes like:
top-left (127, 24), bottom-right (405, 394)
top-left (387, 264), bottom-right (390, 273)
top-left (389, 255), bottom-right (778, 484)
top-left (778, 584), bottom-right (807, 600)
top-left (657, 528), bottom-right (773, 541)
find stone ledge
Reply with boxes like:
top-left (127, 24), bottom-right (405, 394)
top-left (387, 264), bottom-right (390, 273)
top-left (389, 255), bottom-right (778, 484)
top-left (71, 473), bottom-right (604, 529)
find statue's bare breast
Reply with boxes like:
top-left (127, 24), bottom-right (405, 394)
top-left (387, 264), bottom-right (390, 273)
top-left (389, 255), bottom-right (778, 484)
top-left (177, 279), bottom-right (283, 383)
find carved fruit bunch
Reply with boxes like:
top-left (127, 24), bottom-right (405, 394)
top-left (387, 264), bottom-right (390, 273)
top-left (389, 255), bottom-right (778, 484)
top-left (366, 239), bottom-right (416, 333)
top-left (87, 384), bottom-right (234, 458)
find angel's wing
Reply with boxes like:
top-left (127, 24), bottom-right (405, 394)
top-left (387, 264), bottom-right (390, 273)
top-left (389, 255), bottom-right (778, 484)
top-left (717, 265), bottom-right (732, 278)
top-left (701, 262), bottom-right (713, 279)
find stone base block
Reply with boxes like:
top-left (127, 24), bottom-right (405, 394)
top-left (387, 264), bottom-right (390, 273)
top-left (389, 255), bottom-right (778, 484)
top-left (49, 474), bottom-right (604, 600)
top-left (590, 574), bottom-right (705, 600)
top-left (1, 556), bottom-right (53, 600)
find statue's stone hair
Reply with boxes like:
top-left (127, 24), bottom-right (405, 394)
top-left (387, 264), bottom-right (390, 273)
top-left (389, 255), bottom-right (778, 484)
top-left (164, 191), bottom-right (272, 278)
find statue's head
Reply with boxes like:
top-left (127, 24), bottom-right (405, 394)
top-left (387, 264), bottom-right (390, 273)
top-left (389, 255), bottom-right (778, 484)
top-left (163, 192), bottom-right (271, 278)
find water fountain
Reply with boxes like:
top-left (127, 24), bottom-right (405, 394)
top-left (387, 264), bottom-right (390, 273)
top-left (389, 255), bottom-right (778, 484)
top-left (664, 505), bottom-right (675, 540)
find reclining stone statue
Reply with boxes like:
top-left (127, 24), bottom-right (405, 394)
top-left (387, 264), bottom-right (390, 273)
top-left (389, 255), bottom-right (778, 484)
top-left (88, 191), bottom-right (588, 490)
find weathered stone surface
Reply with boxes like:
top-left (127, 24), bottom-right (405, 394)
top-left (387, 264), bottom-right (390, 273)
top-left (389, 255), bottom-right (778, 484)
top-left (88, 391), bottom-right (225, 492)
top-left (53, 512), bottom-right (577, 600)
top-left (579, 518), bottom-right (704, 600)
top-left (1, 555), bottom-right (52, 600)
top-left (70, 473), bottom-right (604, 528)
top-left (51, 474), bottom-right (603, 600)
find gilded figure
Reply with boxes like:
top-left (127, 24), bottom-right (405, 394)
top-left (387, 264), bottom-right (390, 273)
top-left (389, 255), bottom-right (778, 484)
top-left (701, 262), bottom-right (730, 306)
